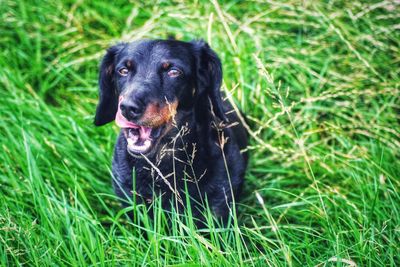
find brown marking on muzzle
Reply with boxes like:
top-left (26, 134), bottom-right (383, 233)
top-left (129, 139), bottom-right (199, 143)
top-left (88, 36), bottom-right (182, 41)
top-left (139, 99), bottom-right (178, 127)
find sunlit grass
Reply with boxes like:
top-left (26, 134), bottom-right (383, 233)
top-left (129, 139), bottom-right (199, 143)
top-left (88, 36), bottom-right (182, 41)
top-left (0, 0), bottom-right (399, 266)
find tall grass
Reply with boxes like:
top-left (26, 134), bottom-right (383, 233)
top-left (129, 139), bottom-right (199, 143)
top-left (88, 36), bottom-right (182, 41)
top-left (0, 0), bottom-right (399, 266)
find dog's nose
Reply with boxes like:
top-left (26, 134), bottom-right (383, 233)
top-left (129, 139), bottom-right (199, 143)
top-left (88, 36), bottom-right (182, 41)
top-left (120, 99), bottom-right (144, 121)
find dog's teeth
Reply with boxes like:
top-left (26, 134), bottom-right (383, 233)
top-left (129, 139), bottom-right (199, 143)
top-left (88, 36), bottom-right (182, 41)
top-left (127, 138), bottom-right (135, 146)
top-left (144, 140), bottom-right (151, 147)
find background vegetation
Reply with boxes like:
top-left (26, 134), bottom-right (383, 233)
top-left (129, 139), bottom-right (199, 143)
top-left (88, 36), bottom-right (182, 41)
top-left (1, 0), bottom-right (399, 266)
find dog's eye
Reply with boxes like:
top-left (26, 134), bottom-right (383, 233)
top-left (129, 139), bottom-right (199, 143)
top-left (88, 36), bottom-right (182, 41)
top-left (167, 68), bottom-right (182, 78)
top-left (118, 67), bottom-right (129, 76)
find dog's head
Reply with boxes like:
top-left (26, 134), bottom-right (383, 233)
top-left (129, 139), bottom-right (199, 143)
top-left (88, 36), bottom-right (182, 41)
top-left (94, 39), bottom-right (225, 156)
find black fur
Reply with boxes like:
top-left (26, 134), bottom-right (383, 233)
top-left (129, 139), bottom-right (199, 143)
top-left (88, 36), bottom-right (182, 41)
top-left (94, 39), bottom-right (248, 226)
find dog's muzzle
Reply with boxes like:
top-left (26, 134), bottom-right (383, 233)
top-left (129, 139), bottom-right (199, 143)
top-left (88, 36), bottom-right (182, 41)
top-left (115, 96), bottom-right (178, 155)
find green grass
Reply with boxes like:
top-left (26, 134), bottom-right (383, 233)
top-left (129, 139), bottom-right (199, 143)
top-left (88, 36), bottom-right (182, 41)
top-left (1, 0), bottom-right (399, 266)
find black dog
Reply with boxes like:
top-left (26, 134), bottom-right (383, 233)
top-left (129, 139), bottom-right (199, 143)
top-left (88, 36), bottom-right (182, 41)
top-left (94, 39), bottom-right (248, 225)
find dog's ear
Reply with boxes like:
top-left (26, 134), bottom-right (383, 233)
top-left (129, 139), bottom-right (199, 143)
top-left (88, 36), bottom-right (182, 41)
top-left (167, 34), bottom-right (176, 40)
top-left (192, 40), bottom-right (226, 122)
top-left (94, 43), bottom-right (125, 126)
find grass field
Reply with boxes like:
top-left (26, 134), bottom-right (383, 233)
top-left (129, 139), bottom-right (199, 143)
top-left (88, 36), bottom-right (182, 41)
top-left (1, 0), bottom-right (399, 266)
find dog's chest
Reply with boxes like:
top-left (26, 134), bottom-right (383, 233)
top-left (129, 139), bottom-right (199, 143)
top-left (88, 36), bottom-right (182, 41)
top-left (133, 149), bottom-right (208, 201)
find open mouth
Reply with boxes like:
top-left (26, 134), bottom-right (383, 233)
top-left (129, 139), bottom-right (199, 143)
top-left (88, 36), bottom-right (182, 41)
top-left (115, 98), bottom-right (166, 155)
top-left (115, 96), bottom-right (176, 156)
top-left (123, 126), bottom-right (163, 155)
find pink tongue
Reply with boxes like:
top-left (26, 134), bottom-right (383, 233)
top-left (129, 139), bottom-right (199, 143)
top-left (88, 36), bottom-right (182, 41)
top-left (115, 97), bottom-right (152, 140)
top-left (139, 127), bottom-right (152, 140)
